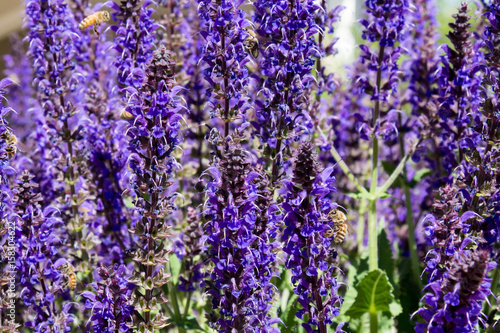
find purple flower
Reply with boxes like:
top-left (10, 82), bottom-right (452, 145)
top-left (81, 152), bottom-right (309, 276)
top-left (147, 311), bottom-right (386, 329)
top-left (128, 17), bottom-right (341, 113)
top-left (196, 0), bottom-right (252, 139)
top-left (82, 264), bottom-right (134, 332)
top-left (281, 142), bottom-right (342, 331)
top-left (14, 171), bottom-right (75, 331)
top-left (203, 144), bottom-right (279, 332)
top-left (125, 45), bottom-right (182, 330)
top-left (252, 0), bottom-right (323, 182)
top-left (109, 0), bottom-right (159, 88)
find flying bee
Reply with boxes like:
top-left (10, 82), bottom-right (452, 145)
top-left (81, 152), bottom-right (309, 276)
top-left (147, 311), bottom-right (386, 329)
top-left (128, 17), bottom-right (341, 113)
top-left (58, 263), bottom-right (77, 290)
top-left (79, 11), bottom-right (111, 35)
top-left (0, 129), bottom-right (18, 159)
top-left (325, 209), bottom-right (356, 245)
top-left (243, 28), bottom-right (259, 58)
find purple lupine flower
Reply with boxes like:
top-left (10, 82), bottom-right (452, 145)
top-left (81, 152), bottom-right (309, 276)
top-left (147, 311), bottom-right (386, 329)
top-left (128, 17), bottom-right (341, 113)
top-left (109, 0), bottom-right (159, 89)
top-left (252, 0), bottom-right (322, 182)
top-left (281, 141), bottom-right (342, 332)
top-left (203, 144), bottom-right (279, 332)
top-left (82, 264), bottom-right (134, 332)
top-left (14, 171), bottom-right (75, 332)
top-left (125, 45), bottom-right (183, 330)
top-left (196, 0), bottom-right (252, 139)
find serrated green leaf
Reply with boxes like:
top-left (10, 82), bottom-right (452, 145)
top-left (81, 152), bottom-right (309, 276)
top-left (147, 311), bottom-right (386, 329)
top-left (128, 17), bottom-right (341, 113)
top-left (345, 269), bottom-right (395, 319)
top-left (381, 161), bottom-right (397, 175)
top-left (169, 254), bottom-right (182, 285)
top-left (389, 300), bottom-right (403, 317)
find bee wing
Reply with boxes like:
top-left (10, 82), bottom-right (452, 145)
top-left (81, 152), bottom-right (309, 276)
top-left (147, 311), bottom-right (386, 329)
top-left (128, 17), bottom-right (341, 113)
top-left (16, 140), bottom-right (30, 154)
top-left (346, 221), bottom-right (357, 235)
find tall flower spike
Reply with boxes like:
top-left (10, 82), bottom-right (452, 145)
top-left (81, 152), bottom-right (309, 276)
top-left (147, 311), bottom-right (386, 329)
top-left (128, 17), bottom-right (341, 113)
top-left (109, 0), bottom-right (159, 89)
top-left (14, 170), bottom-right (75, 331)
top-left (203, 144), bottom-right (280, 332)
top-left (253, 0), bottom-right (322, 182)
top-left (0, 78), bottom-right (21, 332)
top-left (82, 264), bottom-right (135, 332)
top-left (281, 141), bottom-right (342, 333)
top-left (353, 0), bottom-right (410, 140)
top-left (196, 0), bottom-right (251, 139)
top-left (125, 45), bottom-right (184, 332)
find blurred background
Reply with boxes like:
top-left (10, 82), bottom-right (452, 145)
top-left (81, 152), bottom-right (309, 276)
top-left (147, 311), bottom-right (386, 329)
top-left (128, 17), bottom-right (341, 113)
top-left (0, 0), bottom-right (468, 74)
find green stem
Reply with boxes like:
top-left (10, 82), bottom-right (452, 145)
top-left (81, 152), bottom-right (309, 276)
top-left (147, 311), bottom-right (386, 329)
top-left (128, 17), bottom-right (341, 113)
top-left (369, 312), bottom-right (378, 333)
top-left (397, 115), bottom-right (422, 289)
top-left (182, 291), bottom-right (193, 321)
top-left (367, 44), bottom-right (385, 275)
top-left (403, 182), bottom-right (422, 289)
top-left (330, 146), bottom-right (370, 196)
top-left (368, 198), bottom-right (378, 271)
top-left (357, 198), bottom-right (368, 252)
top-left (368, 137), bottom-right (379, 272)
top-left (375, 152), bottom-right (411, 197)
top-left (169, 283), bottom-right (185, 333)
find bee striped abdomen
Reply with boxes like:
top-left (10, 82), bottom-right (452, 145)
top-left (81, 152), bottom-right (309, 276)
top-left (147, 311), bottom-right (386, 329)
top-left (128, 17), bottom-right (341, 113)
top-left (79, 11), bottom-right (111, 31)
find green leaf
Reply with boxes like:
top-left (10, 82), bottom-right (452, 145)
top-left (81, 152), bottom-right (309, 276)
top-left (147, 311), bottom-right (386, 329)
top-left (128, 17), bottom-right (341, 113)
top-left (412, 168), bottom-right (432, 183)
top-left (396, 257), bottom-right (421, 333)
top-left (377, 191), bottom-right (392, 199)
top-left (170, 316), bottom-right (207, 332)
top-left (346, 192), bottom-right (376, 201)
top-left (381, 161), bottom-right (396, 175)
top-left (169, 254), bottom-right (182, 286)
top-left (408, 168), bottom-right (432, 188)
top-left (280, 293), bottom-right (300, 333)
top-left (378, 229), bottom-right (396, 289)
top-left (381, 161), bottom-right (403, 188)
top-left (345, 269), bottom-right (395, 319)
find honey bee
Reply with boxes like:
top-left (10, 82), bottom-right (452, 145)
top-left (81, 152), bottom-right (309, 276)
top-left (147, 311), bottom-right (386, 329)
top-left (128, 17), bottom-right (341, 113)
top-left (244, 28), bottom-right (259, 58)
top-left (0, 129), bottom-right (18, 159)
top-left (79, 11), bottom-right (111, 35)
top-left (58, 263), bottom-right (77, 290)
top-left (119, 108), bottom-right (134, 120)
top-left (325, 209), bottom-right (356, 244)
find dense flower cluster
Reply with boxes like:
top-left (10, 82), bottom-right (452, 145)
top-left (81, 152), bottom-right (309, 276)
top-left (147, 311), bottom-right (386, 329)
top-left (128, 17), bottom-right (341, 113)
top-left (356, 0), bottom-right (411, 138)
top-left (125, 45), bottom-right (183, 331)
top-left (253, 0), bottom-right (323, 181)
top-left (110, 0), bottom-right (159, 88)
top-left (281, 142), bottom-right (342, 332)
top-left (203, 144), bottom-right (279, 332)
top-left (82, 264), bottom-right (134, 332)
top-left (4, 0), bottom-right (500, 332)
top-left (196, 0), bottom-right (251, 138)
top-left (14, 171), bottom-right (74, 332)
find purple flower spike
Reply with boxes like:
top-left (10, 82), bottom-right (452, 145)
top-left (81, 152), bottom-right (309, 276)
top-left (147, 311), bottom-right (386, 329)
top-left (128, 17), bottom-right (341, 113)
top-left (281, 141), bottom-right (342, 330)
top-left (203, 144), bottom-right (280, 332)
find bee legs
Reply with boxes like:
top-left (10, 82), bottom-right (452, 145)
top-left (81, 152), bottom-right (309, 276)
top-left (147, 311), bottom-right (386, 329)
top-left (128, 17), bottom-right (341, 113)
top-left (93, 24), bottom-right (101, 38)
